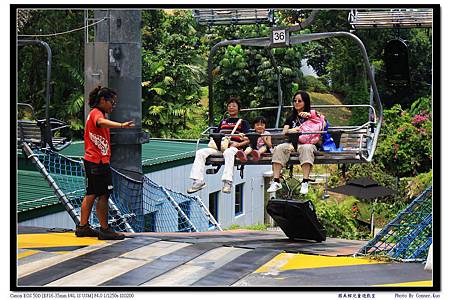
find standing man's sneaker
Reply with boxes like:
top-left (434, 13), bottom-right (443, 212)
top-left (75, 223), bottom-right (99, 237)
top-left (267, 181), bottom-right (282, 193)
top-left (98, 227), bottom-right (125, 240)
top-left (300, 181), bottom-right (309, 194)
top-left (236, 150), bottom-right (248, 162)
top-left (222, 180), bottom-right (233, 193)
top-left (187, 180), bottom-right (206, 194)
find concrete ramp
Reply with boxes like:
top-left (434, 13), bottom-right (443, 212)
top-left (16, 227), bottom-right (432, 288)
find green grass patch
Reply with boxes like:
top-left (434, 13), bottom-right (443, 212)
top-left (225, 223), bottom-right (269, 231)
top-left (310, 92), bottom-right (352, 126)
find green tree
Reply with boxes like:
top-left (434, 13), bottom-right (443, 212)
top-left (18, 10), bottom-right (85, 137)
top-left (141, 10), bottom-right (205, 138)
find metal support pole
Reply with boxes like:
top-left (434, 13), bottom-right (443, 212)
top-left (265, 48), bottom-right (283, 128)
top-left (85, 10), bottom-right (148, 229)
top-left (88, 9), bottom-right (148, 178)
top-left (370, 198), bottom-right (378, 237)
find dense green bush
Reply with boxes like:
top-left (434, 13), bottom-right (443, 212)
top-left (400, 170), bottom-right (432, 200)
top-left (376, 104), bottom-right (432, 177)
top-left (409, 95), bottom-right (432, 116)
top-left (311, 195), bottom-right (369, 239)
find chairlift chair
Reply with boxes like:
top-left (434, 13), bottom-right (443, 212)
top-left (193, 9), bottom-right (274, 26)
top-left (17, 39), bottom-right (72, 151)
top-left (348, 9), bottom-right (433, 29)
top-left (195, 29), bottom-right (383, 174)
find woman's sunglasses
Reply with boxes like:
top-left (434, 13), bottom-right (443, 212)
top-left (293, 99), bottom-right (303, 103)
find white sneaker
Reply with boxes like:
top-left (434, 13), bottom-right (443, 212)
top-left (222, 180), bottom-right (233, 193)
top-left (187, 180), bottom-right (206, 194)
top-left (267, 181), bottom-right (282, 193)
top-left (300, 182), bottom-right (309, 194)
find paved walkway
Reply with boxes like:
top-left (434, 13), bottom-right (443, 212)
top-left (16, 226), bottom-right (432, 288)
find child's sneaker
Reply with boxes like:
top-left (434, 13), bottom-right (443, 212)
top-left (187, 180), bottom-right (206, 194)
top-left (250, 149), bottom-right (261, 161)
top-left (236, 150), bottom-right (248, 162)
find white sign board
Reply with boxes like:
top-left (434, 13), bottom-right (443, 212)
top-left (271, 28), bottom-right (289, 47)
top-left (272, 29), bottom-right (286, 44)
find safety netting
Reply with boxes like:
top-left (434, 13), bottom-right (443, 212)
top-left (21, 143), bottom-right (221, 233)
top-left (357, 186), bottom-right (432, 261)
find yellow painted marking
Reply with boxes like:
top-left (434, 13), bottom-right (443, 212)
top-left (374, 280), bottom-right (432, 287)
top-left (18, 232), bottom-right (105, 249)
top-left (256, 253), bottom-right (382, 273)
top-left (17, 250), bottom-right (40, 259)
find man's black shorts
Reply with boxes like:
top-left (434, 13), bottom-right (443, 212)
top-left (83, 159), bottom-right (113, 196)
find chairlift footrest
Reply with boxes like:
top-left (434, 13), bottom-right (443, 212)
top-left (206, 165), bottom-right (221, 174)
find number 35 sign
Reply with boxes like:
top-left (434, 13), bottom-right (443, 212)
top-left (271, 28), bottom-right (289, 47)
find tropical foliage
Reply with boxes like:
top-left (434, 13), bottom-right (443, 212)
top-left (17, 9), bottom-right (432, 136)
top-left (17, 9), bottom-right (433, 238)
top-left (17, 10), bottom-right (85, 135)
top-left (141, 10), bottom-right (206, 138)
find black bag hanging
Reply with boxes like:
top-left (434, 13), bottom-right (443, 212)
top-left (267, 199), bottom-right (326, 242)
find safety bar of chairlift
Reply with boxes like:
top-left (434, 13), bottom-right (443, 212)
top-left (195, 120), bottom-right (374, 141)
top-left (47, 118), bottom-right (70, 132)
top-left (240, 104), bottom-right (378, 123)
top-left (214, 103), bottom-right (377, 131)
top-left (199, 129), bottom-right (371, 140)
top-left (240, 103), bottom-right (377, 159)
top-left (18, 103), bottom-right (36, 118)
top-left (18, 103), bottom-right (69, 132)
top-left (196, 125), bottom-right (371, 156)
top-left (195, 126), bottom-right (217, 150)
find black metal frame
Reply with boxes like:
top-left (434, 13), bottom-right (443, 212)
top-left (17, 39), bottom-right (71, 151)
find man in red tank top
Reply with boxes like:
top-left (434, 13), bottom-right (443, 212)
top-left (76, 86), bottom-right (134, 240)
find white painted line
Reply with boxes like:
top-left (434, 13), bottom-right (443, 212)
top-left (46, 241), bottom-right (190, 286)
top-left (142, 246), bottom-right (250, 286)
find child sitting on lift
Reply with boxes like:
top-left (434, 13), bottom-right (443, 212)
top-left (236, 116), bottom-right (272, 162)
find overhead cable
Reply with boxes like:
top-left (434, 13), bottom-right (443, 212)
top-left (18, 17), bottom-right (107, 38)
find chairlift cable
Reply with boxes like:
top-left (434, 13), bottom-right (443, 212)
top-left (18, 17), bottom-right (107, 38)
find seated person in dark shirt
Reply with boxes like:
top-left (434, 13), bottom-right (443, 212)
top-left (187, 97), bottom-right (250, 194)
